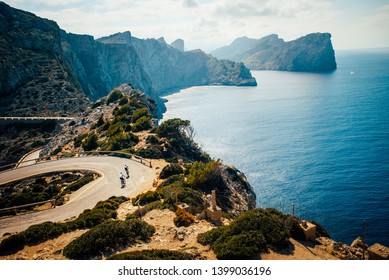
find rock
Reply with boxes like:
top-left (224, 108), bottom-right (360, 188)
top-left (368, 243), bottom-right (389, 260)
top-left (170, 39), bottom-right (184, 52)
top-left (174, 229), bottom-right (186, 241)
top-left (350, 236), bottom-right (367, 249)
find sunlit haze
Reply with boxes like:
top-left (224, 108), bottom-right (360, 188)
top-left (5, 0), bottom-right (389, 52)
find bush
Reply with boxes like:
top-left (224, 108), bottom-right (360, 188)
top-left (132, 191), bottom-right (161, 206)
top-left (132, 108), bottom-right (149, 123)
top-left (82, 134), bottom-right (98, 151)
top-left (31, 140), bottom-right (44, 148)
top-left (289, 220), bottom-right (306, 240)
top-left (146, 135), bottom-right (159, 145)
top-left (159, 164), bottom-right (183, 179)
top-left (186, 161), bottom-right (224, 192)
top-left (197, 208), bottom-right (290, 260)
top-left (132, 116), bottom-right (151, 132)
top-left (115, 104), bottom-right (133, 116)
top-left (92, 101), bottom-right (103, 109)
top-left (23, 222), bottom-right (64, 246)
top-left (104, 133), bottom-right (139, 151)
top-left (62, 173), bottom-right (96, 195)
top-left (197, 226), bottom-right (227, 245)
top-left (109, 249), bottom-right (195, 260)
top-left (0, 197), bottom-right (124, 255)
top-left (106, 90), bottom-right (123, 105)
top-left (135, 145), bottom-right (163, 159)
top-left (213, 230), bottom-right (266, 260)
top-left (174, 208), bottom-right (194, 227)
top-left (63, 218), bottom-right (155, 259)
top-left (0, 233), bottom-right (26, 255)
top-left (119, 97), bottom-right (129, 106)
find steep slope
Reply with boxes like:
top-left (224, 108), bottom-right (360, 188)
top-left (0, 2), bottom-right (256, 117)
top-left (0, 1), bottom-right (90, 116)
top-left (212, 33), bottom-right (337, 72)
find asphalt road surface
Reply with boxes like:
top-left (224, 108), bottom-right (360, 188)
top-left (0, 156), bottom-right (155, 235)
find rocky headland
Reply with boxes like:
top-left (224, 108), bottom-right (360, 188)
top-left (212, 33), bottom-right (337, 72)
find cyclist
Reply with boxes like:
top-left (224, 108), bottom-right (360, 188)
top-left (124, 164), bottom-right (129, 177)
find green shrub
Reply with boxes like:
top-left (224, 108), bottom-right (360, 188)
top-left (289, 220), bottom-right (306, 240)
top-left (104, 133), bottom-right (139, 151)
top-left (197, 208), bottom-right (290, 260)
top-left (186, 161), bottom-right (225, 192)
top-left (0, 197), bottom-right (125, 256)
top-left (109, 249), bottom-right (195, 260)
top-left (92, 101), bottom-right (103, 109)
top-left (63, 219), bottom-right (155, 259)
top-left (51, 146), bottom-right (62, 155)
top-left (146, 135), bottom-right (159, 144)
top-left (213, 230), bottom-right (266, 260)
top-left (31, 140), bottom-right (44, 148)
top-left (159, 164), bottom-right (183, 179)
top-left (132, 108), bottom-right (149, 123)
top-left (0, 233), bottom-right (25, 255)
top-left (132, 191), bottom-right (161, 206)
top-left (174, 208), bottom-right (194, 227)
top-left (106, 122), bottom-right (122, 137)
top-left (106, 90), bottom-right (123, 105)
top-left (132, 116), bottom-right (151, 132)
top-left (82, 134), bottom-right (98, 151)
top-left (74, 133), bottom-right (87, 148)
top-left (197, 226), bottom-right (227, 245)
top-left (119, 96), bottom-right (129, 106)
top-left (62, 173), bottom-right (96, 195)
top-left (135, 145), bottom-right (163, 159)
top-left (23, 222), bottom-right (64, 246)
top-left (115, 104), bottom-right (132, 116)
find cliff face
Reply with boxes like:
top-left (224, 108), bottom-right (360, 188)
top-left (0, 2), bottom-right (256, 117)
top-left (0, 2), bottom-right (90, 116)
top-left (212, 33), bottom-right (337, 72)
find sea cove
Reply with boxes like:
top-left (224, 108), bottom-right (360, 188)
top-left (162, 49), bottom-right (389, 247)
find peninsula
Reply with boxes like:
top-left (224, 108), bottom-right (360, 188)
top-left (212, 33), bottom-right (337, 72)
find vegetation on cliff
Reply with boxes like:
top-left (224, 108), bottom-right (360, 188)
top-left (63, 216), bottom-right (155, 259)
top-left (0, 197), bottom-right (127, 256)
top-left (198, 208), bottom-right (289, 259)
top-left (109, 249), bottom-right (195, 260)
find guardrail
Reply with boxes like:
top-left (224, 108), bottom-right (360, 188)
top-left (0, 199), bottom-right (57, 213)
top-left (0, 150), bottom-right (152, 173)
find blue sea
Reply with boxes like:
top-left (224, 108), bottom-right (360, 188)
top-left (162, 49), bottom-right (389, 247)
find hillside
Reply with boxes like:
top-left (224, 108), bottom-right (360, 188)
top-left (0, 1), bottom-right (256, 117)
top-left (212, 33), bottom-right (337, 72)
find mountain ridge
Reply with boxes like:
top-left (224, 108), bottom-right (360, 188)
top-left (0, 1), bottom-right (256, 117)
top-left (212, 33), bottom-right (337, 72)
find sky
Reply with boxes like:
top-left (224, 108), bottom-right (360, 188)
top-left (5, 0), bottom-right (389, 52)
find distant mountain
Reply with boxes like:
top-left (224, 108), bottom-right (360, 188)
top-left (0, 2), bottom-right (256, 117)
top-left (212, 33), bottom-right (337, 72)
top-left (170, 39), bottom-right (184, 52)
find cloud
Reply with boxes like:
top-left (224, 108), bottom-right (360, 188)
top-left (183, 0), bottom-right (197, 8)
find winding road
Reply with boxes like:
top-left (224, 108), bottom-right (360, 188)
top-left (0, 156), bottom-right (155, 235)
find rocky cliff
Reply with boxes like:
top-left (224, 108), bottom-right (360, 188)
top-left (0, 2), bottom-right (256, 117)
top-left (212, 33), bottom-right (337, 72)
top-left (0, 1), bottom-right (90, 116)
